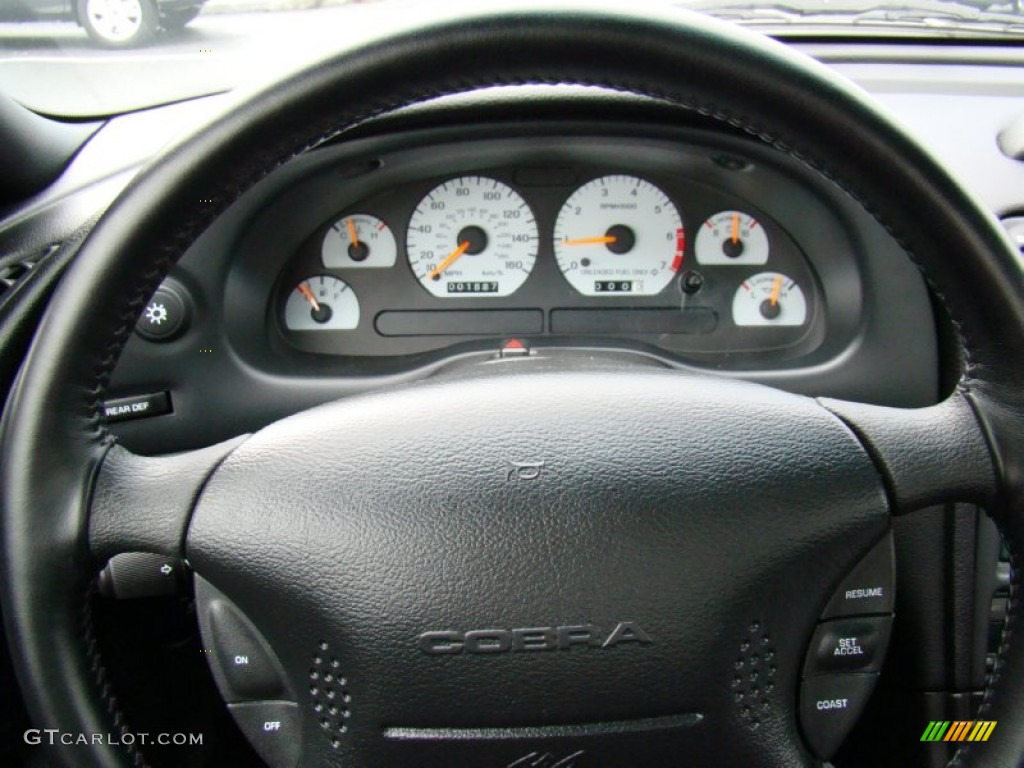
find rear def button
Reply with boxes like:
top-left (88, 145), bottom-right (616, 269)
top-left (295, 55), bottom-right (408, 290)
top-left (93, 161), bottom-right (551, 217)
top-left (103, 391), bottom-right (172, 423)
top-left (800, 673), bottom-right (879, 759)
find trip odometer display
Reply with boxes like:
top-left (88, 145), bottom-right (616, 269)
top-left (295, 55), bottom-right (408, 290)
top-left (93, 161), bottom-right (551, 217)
top-left (554, 175), bottom-right (684, 296)
top-left (406, 176), bottom-right (538, 298)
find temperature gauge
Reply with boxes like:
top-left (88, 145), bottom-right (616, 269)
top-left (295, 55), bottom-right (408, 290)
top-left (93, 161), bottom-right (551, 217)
top-left (284, 275), bottom-right (360, 331)
top-left (732, 272), bottom-right (807, 326)
top-left (695, 211), bottom-right (769, 266)
top-left (322, 214), bottom-right (397, 269)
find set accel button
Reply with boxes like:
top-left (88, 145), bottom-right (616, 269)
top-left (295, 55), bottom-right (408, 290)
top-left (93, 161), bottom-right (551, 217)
top-left (804, 616), bottom-right (893, 676)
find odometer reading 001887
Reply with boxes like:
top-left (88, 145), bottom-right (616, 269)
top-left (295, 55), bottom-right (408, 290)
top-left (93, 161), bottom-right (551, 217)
top-left (406, 176), bottom-right (538, 298)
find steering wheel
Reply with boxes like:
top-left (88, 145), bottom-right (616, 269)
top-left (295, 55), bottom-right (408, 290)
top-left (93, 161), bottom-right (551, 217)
top-left (3, 4), bottom-right (1023, 767)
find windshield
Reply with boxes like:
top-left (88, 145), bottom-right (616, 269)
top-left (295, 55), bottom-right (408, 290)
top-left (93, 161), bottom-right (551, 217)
top-left (0, 0), bottom-right (1021, 117)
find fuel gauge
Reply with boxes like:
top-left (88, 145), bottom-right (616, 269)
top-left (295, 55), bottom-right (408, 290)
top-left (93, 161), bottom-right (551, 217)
top-left (284, 275), bottom-right (360, 331)
top-left (732, 272), bottom-right (807, 326)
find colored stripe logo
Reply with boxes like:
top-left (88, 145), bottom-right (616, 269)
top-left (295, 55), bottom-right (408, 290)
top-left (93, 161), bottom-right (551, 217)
top-left (921, 721), bottom-right (997, 742)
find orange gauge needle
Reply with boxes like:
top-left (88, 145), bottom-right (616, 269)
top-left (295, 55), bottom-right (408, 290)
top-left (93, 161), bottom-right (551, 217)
top-left (297, 282), bottom-right (321, 312)
top-left (428, 241), bottom-right (470, 281)
top-left (769, 275), bottom-right (783, 307)
top-left (731, 214), bottom-right (740, 244)
top-left (346, 218), bottom-right (359, 247)
top-left (562, 235), bottom-right (617, 246)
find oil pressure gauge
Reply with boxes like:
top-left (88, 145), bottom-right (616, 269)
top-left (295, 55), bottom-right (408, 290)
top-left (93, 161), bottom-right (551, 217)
top-left (284, 275), bottom-right (360, 330)
top-left (732, 272), bottom-right (807, 326)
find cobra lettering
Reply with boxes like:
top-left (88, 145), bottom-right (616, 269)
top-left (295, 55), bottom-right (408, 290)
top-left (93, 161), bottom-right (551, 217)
top-left (417, 622), bottom-right (652, 655)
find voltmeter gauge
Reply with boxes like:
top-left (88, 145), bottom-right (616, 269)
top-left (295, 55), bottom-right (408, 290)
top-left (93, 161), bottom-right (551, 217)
top-left (322, 214), bottom-right (397, 268)
top-left (284, 275), bottom-right (360, 331)
top-left (695, 211), bottom-right (769, 266)
top-left (732, 272), bottom-right (807, 326)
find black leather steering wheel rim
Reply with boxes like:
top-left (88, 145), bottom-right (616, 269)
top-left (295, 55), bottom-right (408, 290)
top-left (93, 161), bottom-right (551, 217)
top-left (3, 4), bottom-right (1023, 767)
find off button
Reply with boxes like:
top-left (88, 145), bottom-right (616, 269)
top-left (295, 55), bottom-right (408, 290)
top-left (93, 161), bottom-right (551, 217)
top-left (227, 701), bottom-right (301, 768)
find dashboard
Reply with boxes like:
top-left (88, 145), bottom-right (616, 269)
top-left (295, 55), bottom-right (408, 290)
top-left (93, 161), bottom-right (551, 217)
top-left (94, 115), bottom-right (940, 454)
top-left (3, 46), bottom-right (1022, 465)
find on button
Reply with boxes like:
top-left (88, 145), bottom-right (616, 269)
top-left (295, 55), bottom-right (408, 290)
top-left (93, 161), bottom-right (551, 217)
top-left (196, 577), bottom-right (290, 703)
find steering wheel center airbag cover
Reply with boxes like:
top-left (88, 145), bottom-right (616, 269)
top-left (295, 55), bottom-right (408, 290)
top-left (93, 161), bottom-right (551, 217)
top-left (187, 369), bottom-right (888, 766)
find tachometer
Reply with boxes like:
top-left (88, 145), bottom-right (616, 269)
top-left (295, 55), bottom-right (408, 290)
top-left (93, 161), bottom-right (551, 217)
top-left (553, 175), bottom-right (684, 296)
top-left (406, 176), bottom-right (538, 298)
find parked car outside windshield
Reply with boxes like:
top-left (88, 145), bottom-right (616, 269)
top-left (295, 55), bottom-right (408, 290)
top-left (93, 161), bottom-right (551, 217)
top-left (0, 0), bottom-right (207, 46)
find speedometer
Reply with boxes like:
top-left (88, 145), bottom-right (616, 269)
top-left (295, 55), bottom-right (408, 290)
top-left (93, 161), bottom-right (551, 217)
top-left (554, 175), bottom-right (684, 296)
top-left (406, 176), bottom-right (538, 298)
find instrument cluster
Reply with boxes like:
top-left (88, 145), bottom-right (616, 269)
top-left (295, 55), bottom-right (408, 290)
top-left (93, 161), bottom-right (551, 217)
top-left (269, 136), bottom-right (836, 365)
